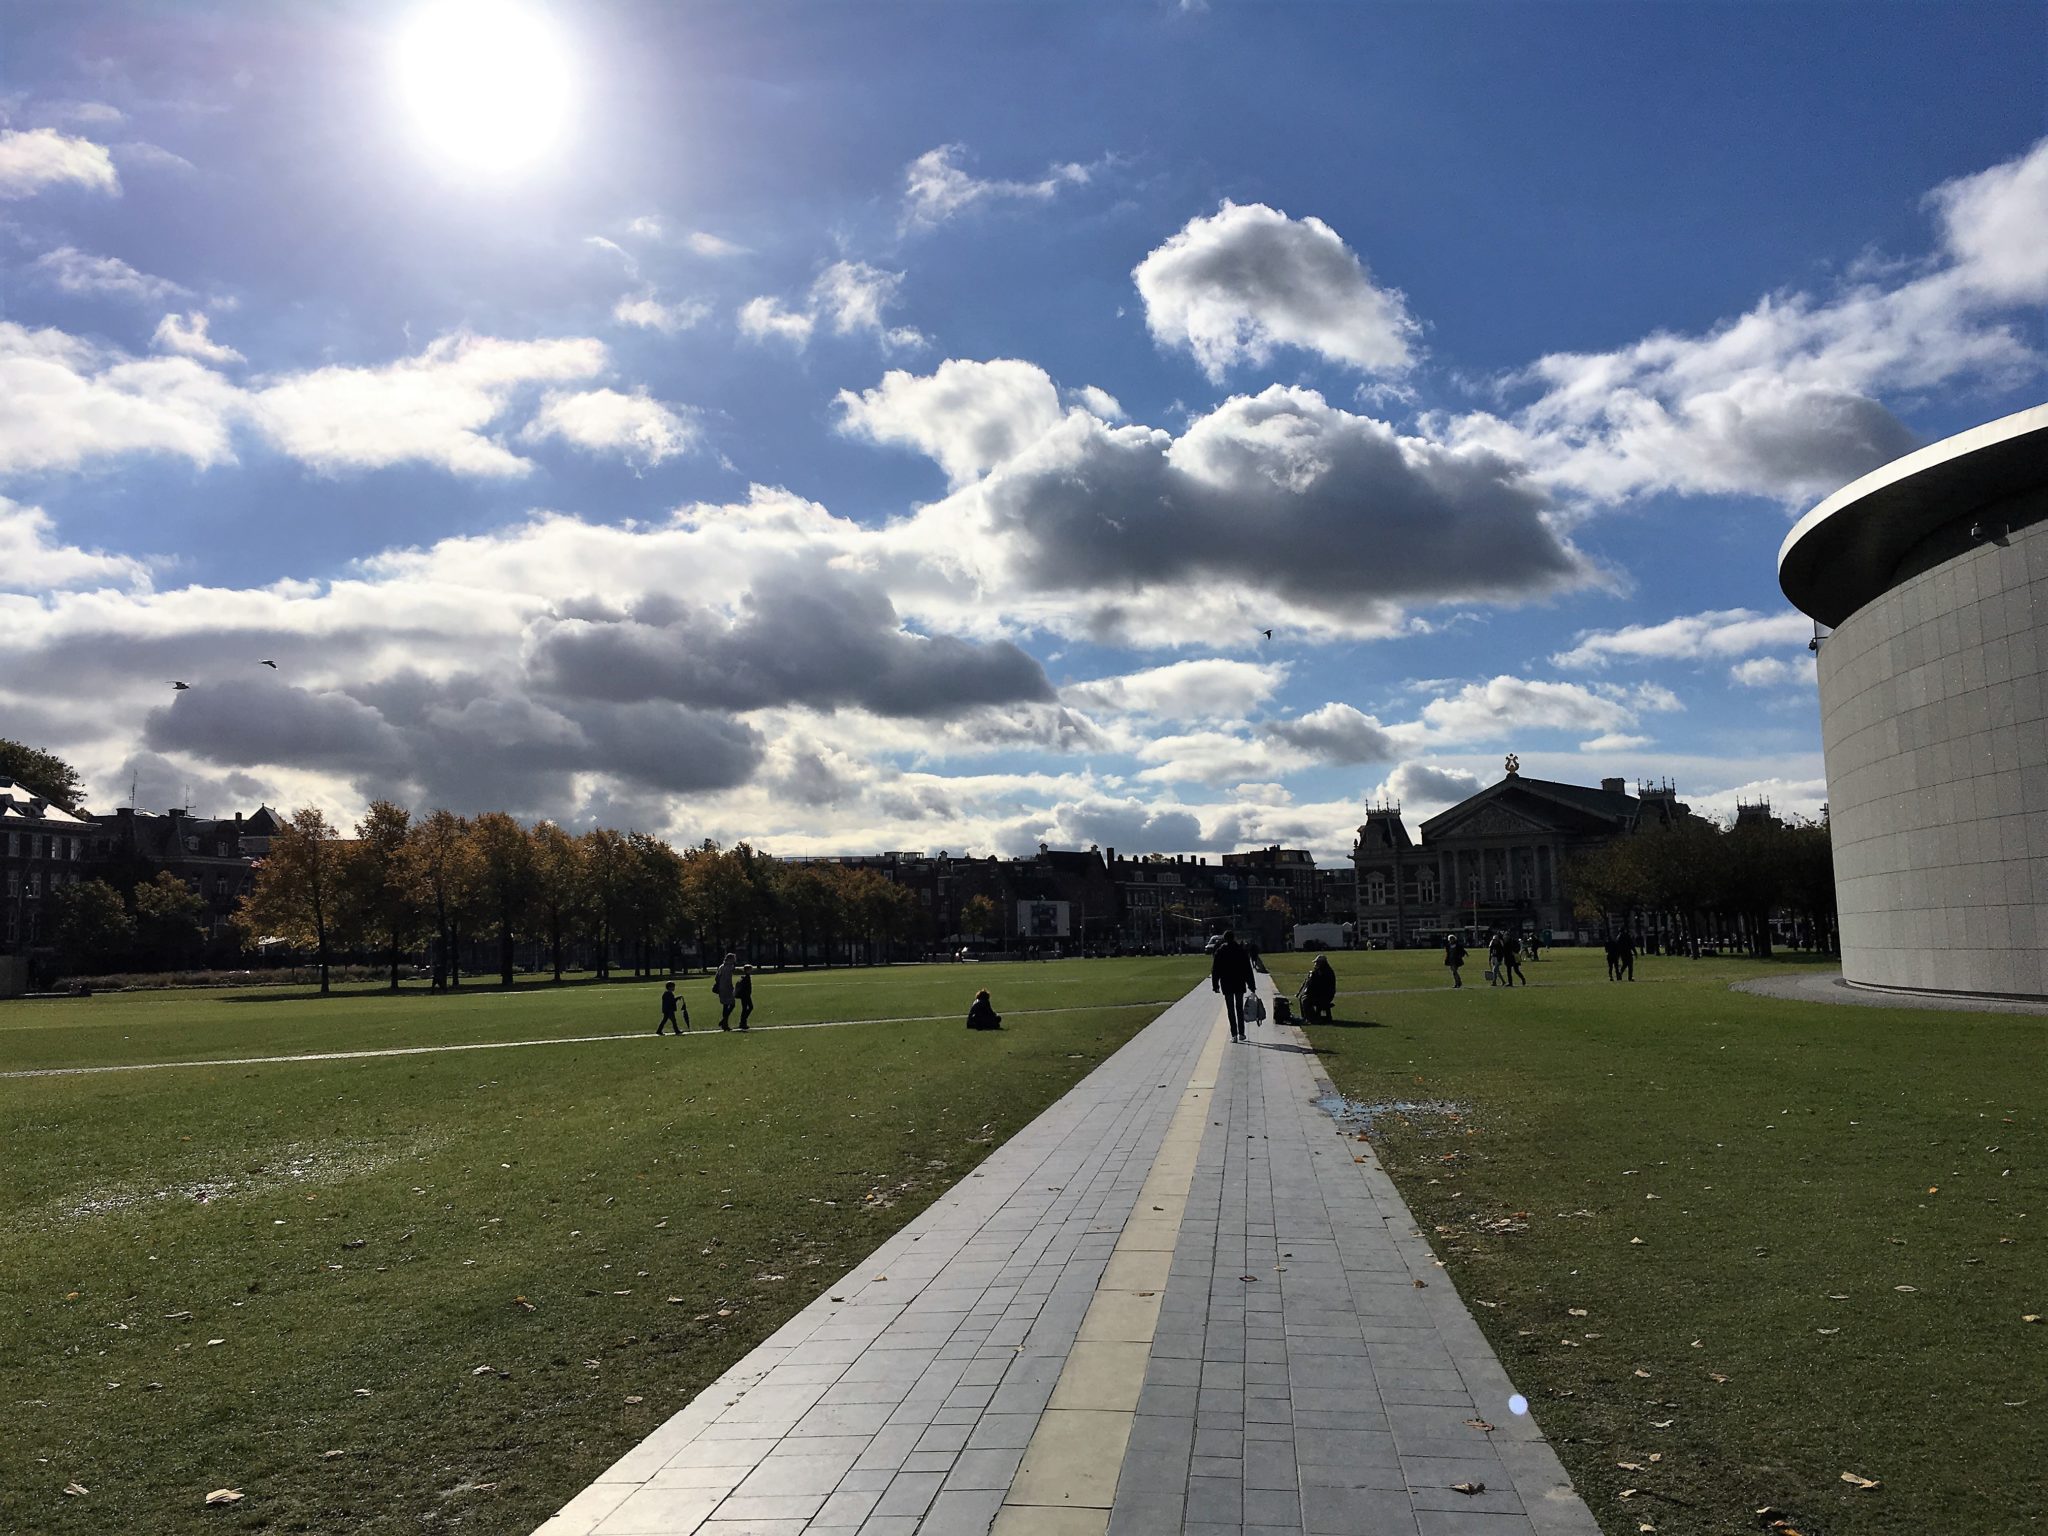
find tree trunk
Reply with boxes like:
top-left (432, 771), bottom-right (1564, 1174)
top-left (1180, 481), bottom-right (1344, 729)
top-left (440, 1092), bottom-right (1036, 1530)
top-left (389, 930), bottom-right (400, 991)
top-left (500, 918), bottom-right (515, 987)
top-left (551, 915), bottom-right (563, 982)
top-left (315, 918), bottom-right (330, 996)
top-left (450, 917), bottom-right (463, 987)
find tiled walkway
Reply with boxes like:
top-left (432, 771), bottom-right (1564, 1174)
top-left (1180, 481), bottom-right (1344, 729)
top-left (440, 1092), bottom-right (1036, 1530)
top-left (536, 979), bottom-right (1597, 1536)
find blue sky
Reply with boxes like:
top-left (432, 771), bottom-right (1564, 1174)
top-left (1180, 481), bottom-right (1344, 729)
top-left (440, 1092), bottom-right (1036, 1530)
top-left (3, 0), bottom-right (2043, 861)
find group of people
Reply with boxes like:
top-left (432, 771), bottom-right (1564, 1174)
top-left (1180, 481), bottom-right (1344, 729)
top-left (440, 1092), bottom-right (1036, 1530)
top-left (655, 952), bottom-right (756, 1034)
top-left (1605, 933), bottom-right (1637, 980)
top-left (1441, 930), bottom-right (1529, 987)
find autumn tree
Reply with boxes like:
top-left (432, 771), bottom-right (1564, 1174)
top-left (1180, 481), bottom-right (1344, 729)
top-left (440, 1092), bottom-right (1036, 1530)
top-left (528, 820), bottom-right (583, 981)
top-left (239, 807), bottom-right (343, 994)
top-left (341, 801), bottom-right (418, 990)
top-left (578, 827), bottom-right (632, 979)
top-left (960, 894), bottom-right (998, 942)
top-left (621, 832), bottom-right (684, 975)
top-left (404, 809), bottom-right (477, 989)
top-left (469, 811), bottom-right (537, 986)
top-left (0, 739), bottom-right (86, 813)
top-left (774, 862), bottom-right (843, 967)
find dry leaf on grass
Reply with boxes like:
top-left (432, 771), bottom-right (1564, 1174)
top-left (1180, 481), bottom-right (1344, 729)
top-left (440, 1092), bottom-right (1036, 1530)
top-left (2023, 1314), bottom-right (2041, 1324)
top-left (1568, 1307), bottom-right (1589, 1317)
top-left (1618, 1488), bottom-right (1638, 1499)
top-left (1633, 1368), bottom-right (1652, 1378)
top-left (321, 1451), bottom-right (344, 1459)
top-left (1840, 1471), bottom-right (1880, 1490)
top-left (1816, 1327), bottom-right (1840, 1336)
top-left (1894, 1285), bottom-right (1918, 1294)
top-left (1617, 1461), bottom-right (1645, 1471)
top-left (63, 1482), bottom-right (89, 1496)
top-left (204, 1489), bottom-right (243, 1506)
top-left (624, 1395), bottom-right (643, 1404)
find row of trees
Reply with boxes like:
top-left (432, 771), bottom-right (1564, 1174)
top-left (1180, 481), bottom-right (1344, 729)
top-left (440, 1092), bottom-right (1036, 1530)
top-left (242, 805), bottom-right (1008, 996)
top-left (51, 871), bottom-right (212, 976)
top-left (1568, 812), bottom-right (1838, 956)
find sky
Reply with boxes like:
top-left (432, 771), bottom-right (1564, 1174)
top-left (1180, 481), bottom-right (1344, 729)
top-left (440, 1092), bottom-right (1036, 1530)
top-left (2, 0), bottom-right (2044, 865)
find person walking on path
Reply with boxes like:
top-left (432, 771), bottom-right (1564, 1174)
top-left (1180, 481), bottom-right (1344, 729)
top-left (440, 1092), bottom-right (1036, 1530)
top-left (1487, 931), bottom-right (1514, 987)
top-left (1504, 932), bottom-right (1528, 986)
top-left (712, 953), bottom-right (738, 1030)
top-left (1444, 933), bottom-right (1467, 988)
top-left (656, 981), bottom-right (689, 1035)
top-left (1615, 933), bottom-right (1636, 981)
top-left (1210, 928), bottom-right (1256, 1042)
top-left (735, 966), bottom-right (754, 1031)
top-left (966, 988), bottom-right (1002, 1030)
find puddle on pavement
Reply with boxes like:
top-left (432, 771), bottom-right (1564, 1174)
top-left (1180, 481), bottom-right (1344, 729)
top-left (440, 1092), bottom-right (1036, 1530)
top-left (1314, 1093), bottom-right (1468, 1138)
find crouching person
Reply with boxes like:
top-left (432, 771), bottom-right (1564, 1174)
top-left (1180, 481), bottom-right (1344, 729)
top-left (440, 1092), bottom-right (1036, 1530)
top-left (967, 989), bottom-right (1003, 1030)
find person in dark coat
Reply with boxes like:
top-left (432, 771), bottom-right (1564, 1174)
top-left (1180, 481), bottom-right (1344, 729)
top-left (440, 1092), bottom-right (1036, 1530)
top-left (1444, 934), bottom-right (1467, 988)
top-left (1615, 933), bottom-right (1636, 981)
top-left (1301, 954), bottom-right (1338, 1022)
top-left (735, 966), bottom-right (754, 1030)
top-left (966, 989), bottom-right (1002, 1030)
top-left (1504, 932), bottom-right (1527, 986)
top-left (1210, 929), bottom-right (1256, 1042)
top-left (656, 980), bottom-right (687, 1035)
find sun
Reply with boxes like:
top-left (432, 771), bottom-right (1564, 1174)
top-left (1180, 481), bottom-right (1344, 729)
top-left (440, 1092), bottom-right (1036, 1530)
top-left (394, 0), bottom-right (574, 175)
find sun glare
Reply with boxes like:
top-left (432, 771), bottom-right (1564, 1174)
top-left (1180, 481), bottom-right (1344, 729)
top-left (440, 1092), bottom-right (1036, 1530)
top-left (395, 0), bottom-right (573, 175)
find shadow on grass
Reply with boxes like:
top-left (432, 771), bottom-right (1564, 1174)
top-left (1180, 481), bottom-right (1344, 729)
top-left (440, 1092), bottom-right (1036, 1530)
top-left (1306, 1013), bottom-right (1384, 1029)
top-left (220, 975), bottom-right (672, 1004)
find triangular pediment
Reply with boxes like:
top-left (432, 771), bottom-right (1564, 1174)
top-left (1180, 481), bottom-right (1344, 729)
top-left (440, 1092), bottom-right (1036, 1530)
top-left (1429, 799), bottom-right (1551, 839)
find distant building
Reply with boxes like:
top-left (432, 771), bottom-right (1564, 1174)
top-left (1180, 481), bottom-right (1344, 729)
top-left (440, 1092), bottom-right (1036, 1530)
top-left (88, 806), bottom-right (281, 940)
top-left (1353, 763), bottom-right (1691, 945)
top-left (2, 778), bottom-right (95, 957)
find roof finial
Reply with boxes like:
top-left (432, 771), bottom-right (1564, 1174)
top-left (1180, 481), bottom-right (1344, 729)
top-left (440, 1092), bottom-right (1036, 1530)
top-left (1504, 752), bottom-right (1520, 777)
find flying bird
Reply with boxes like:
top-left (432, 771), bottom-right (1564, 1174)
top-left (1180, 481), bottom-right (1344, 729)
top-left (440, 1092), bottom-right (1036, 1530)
top-left (170, 681), bottom-right (190, 690)
top-left (1261, 629), bottom-right (1273, 640)
top-left (259, 659), bottom-right (278, 668)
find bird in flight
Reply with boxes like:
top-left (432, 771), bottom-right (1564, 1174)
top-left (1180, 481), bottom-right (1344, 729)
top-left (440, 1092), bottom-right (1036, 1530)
top-left (169, 681), bottom-right (190, 690)
top-left (1260, 629), bottom-right (1273, 640)
top-left (259, 660), bottom-right (278, 668)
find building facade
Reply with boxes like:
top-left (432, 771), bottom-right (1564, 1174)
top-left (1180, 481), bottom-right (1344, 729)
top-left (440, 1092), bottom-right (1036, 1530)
top-left (1780, 403), bottom-right (2048, 998)
top-left (2, 779), bottom-right (96, 962)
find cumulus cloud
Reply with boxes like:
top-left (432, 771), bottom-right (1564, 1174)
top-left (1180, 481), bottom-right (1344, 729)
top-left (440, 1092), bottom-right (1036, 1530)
top-left (838, 358), bottom-right (1066, 486)
top-left (1551, 608), bottom-right (1813, 669)
top-left (1009, 794), bottom-right (1211, 855)
top-left (740, 262), bottom-right (922, 350)
top-left (901, 143), bottom-right (1094, 228)
top-left (34, 245), bottom-right (185, 302)
top-left (0, 321), bottom-right (241, 474)
top-left (1267, 702), bottom-right (1398, 764)
top-left (527, 560), bottom-right (1053, 717)
top-left (1443, 138), bottom-right (2048, 507)
top-left (1134, 201), bottom-right (1418, 381)
top-left (1062, 659), bottom-right (1288, 721)
top-left (152, 311), bottom-right (244, 365)
top-left (612, 292), bottom-right (710, 334)
top-left (246, 332), bottom-right (608, 476)
top-left (0, 497), bottom-right (152, 592)
top-left (519, 387), bottom-right (699, 465)
top-left (1413, 676), bottom-right (1679, 747)
top-left (1372, 761), bottom-right (1484, 809)
top-left (901, 379), bottom-right (1588, 642)
top-left (1729, 656), bottom-right (1816, 688)
top-left (0, 127), bottom-right (119, 197)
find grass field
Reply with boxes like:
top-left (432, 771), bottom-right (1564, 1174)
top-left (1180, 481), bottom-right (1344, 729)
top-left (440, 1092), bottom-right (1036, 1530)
top-left (1268, 946), bottom-right (2047, 1536)
top-left (0, 958), bottom-right (1201, 1535)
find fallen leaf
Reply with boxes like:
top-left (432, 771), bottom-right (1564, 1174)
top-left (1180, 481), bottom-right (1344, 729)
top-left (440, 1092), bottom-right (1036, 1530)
top-left (1568, 1307), bottom-right (1589, 1317)
top-left (1825, 1292), bottom-right (1849, 1300)
top-left (1816, 1327), bottom-right (1840, 1335)
top-left (1710, 1372), bottom-right (1731, 1383)
top-left (1894, 1285), bottom-right (1918, 1293)
top-left (1450, 1481), bottom-right (1486, 1495)
top-left (2023, 1315), bottom-right (2041, 1324)
top-left (1464, 1418), bottom-right (1495, 1432)
top-left (1650, 1418), bottom-right (1674, 1429)
top-left (1630, 1237), bottom-right (1645, 1245)
top-left (204, 1489), bottom-right (243, 1506)
top-left (321, 1450), bottom-right (344, 1459)
top-left (512, 1297), bottom-right (536, 1312)
top-left (63, 1481), bottom-right (89, 1496)
top-left (624, 1395), bottom-right (644, 1405)
top-left (1617, 1461), bottom-right (1645, 1471)
top-left (352, 1388), bottom-right (372, 1397)
top-left (1413, 1278), bottom-right (1428, 1289)
top-left (1634, 1368), bottom-right (1652, 1378)
top-left (206, 1339), bottom-right (224, 1347)
top-left (471, 1365), bottom-right (495, 1376)
top-left (1840, 1471), bottom-right (1880, 1490)
top-left (1649, 1453), bottom-right (1662, 1463)
top-left (1619, 1488), bottom-right (1638, 1499)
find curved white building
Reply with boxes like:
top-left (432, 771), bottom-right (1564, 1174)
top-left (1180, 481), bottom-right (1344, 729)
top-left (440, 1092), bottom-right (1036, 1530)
top-left (1780, 403), bottom-right (2048, 998)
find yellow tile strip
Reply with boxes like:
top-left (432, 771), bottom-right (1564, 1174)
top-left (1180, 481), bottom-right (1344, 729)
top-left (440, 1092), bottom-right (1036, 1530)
top-left (992, 1003), bottom-right (1228, 1536)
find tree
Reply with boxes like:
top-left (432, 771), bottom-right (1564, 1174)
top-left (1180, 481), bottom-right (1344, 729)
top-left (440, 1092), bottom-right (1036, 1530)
top-left (578, 828), bottom-right (632, 979)
top-left (469, 812), bottom-right (536, 986)
top-left (239, 807), bottom-right (343, 994)
top-left (341, 801), bottom-right (418, 990)
top-left (53, 879), bottom-right (133, 974)
top-left (132, 871), bottom-right (207, 970)
top-left (528, 821), bottom-right (582, 982)
top-left (403, 809), bottom-right (477, 989)
top-left (960, 894), bottom-right (998, 942)
top-left (621, 832), bottom-right (684, 976)
top-left (682, 841), bottom-right (759, 962)
top-left (774, 862), bottom-right (843, 967)
top-left (0, 739), bottom-right (86, 812)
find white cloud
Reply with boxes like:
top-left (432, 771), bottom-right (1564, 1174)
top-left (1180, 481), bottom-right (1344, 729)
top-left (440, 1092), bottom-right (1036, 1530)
top-left (1444, 138), bottom-right (2048, 507)
top-left (1729, 656), bottom-right (1816, 689)
top-left (1135, 729), bottom-right (1299, 786)
top-left (612, 292), bottom-right (710, 334)
top-left (1063, 659), bottom-right (1288, 721)
top-left (519, 388), bottom-right (699, 465)
top-left (1133, 200), bottom-right (1418, 381)
top-left (737, 295), bottom-right (817, 347)
top-left (45, 101), bottom-right (126, 127)
top-left (0, 497), bottom-right (151, 592)
top-left (110, 141), bottom-right (195, 175)
top-left (686, 230), bottom-right (748, 257)
top-left (1371, 761), bottom-right (1484, 811)
top-left (741, 262), bottom-right (922, 351)
top-left (1551, 608), bottom-right (1813, 669)
top-left (152, 311), bottom-right (244, 365)
top-left (246, 332), bottom-right (608, 477)
top-left (901, 143), bottom-right (1093, 228)
top-left (0, 127), bottom-right (119, 197)
top-left (1267, 702), bottom-right (1398, 765)
top-left (34, 245), bottom-right (186, 302)
top-left (837, 358), bottom-right (1066, 486)
top-left (1412, 676), bottom-right (1679, 748)
top-left (0, 321), bottom-right (240, 474)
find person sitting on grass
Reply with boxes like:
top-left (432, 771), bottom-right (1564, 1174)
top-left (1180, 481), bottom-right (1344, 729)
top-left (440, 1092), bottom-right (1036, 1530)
top-left (967, 988), bottom-right (1002, 1030)
top-left (1300, 953), bottom-right (1338, 1022)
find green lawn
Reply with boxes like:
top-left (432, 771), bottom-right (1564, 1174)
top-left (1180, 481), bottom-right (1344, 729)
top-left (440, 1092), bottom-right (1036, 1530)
top-left (0, 957), bottom-right (1202, 1535)
top-left (1269, 946), bottom-right (2047, 1536)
